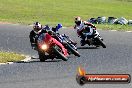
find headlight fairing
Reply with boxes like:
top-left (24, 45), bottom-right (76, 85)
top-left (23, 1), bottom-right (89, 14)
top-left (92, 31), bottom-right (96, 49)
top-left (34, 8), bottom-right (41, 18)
top-left (41, 44), bottom-right (48, 50)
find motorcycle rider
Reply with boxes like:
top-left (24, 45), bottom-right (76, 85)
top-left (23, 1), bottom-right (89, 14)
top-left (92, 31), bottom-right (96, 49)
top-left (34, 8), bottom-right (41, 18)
top-left (29, 22), bottom-right (68, 56)
top-left (41, 24), bottom-right (64, 43)
top-left (74, 16), bottom-right (96, 46)
top-left (44, 24), bottom-right (77, 45)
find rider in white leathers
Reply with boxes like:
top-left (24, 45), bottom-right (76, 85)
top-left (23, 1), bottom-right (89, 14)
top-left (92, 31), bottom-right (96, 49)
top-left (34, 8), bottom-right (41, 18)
top-left (74, 17), bottom-right (97, 46)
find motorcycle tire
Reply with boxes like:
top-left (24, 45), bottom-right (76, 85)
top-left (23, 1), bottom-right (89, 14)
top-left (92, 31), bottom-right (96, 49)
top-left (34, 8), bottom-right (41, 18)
top-left (38, 51), bottom-right (46, 62)
top-left (97, 38), bottom-right (106, 48)
top-left (52, 46), bottom-right (68, 61)
top-left (66, 43), bottom-right (80, 57)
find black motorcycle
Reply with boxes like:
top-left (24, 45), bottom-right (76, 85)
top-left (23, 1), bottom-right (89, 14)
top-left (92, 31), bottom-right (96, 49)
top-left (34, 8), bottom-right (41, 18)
top-left (55, 33), bottom-right (80, 57)
top-left (82, 29), bottom-right (106, 48)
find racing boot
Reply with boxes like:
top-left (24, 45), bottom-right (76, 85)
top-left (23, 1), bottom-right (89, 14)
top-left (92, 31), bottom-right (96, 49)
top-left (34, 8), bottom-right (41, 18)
top-left (80, 39), bottom-right (85, 46)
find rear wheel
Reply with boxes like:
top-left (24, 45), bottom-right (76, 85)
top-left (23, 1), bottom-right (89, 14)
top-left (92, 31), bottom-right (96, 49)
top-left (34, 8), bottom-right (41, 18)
top-left (52, 46), bottom-right (68, 61)
top-left (66, 43), bottom-right (80, 57)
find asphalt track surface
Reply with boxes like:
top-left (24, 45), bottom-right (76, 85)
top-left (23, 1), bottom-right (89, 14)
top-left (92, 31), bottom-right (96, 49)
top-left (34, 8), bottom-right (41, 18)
top-left (0, 24), bottom-right (132, 88)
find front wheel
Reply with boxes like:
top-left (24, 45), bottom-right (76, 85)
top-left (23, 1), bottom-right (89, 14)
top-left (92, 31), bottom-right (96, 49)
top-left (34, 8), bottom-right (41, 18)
top-left (52, 46), bottom-right (68, 61)
top-left (38, 51), bottom-right (46, 62)
top-left (97, 37), bottom-right (106, 48)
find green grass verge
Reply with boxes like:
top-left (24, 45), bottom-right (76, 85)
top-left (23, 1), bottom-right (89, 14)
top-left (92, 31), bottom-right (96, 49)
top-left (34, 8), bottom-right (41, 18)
top-left (0, 51), bottom-right (25, 63)
top-left (0, 0), bottom-right (132, 30)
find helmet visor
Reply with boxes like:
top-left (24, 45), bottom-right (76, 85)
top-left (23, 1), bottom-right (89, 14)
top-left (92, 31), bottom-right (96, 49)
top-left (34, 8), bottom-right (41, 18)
top-left (33, 26), bottom-right (41, 32)
top-left (75, 21), bottom-right (81, 25)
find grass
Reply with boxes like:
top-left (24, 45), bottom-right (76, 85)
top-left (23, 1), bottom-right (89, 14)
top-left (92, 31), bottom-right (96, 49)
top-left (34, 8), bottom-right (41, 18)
top-left (0, 0), bottom-right (132, 30)
top-left (0, 51), bottom-right (25, 63)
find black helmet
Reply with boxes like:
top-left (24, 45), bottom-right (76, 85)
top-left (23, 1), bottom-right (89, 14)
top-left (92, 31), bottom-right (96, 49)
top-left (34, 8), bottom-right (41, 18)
top-left (33, 22), bottom-right (42, 32)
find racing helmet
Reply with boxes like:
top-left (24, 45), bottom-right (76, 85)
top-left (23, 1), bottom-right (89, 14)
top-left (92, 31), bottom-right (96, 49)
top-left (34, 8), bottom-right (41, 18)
top-left (57, 24), bottom-right (62, 28)
top-left (33, 22), bottom-right (42, 32)
top-left (75, 16), bottom-right (82, 25)
top-left (56, 23), bottom-right (62, 31)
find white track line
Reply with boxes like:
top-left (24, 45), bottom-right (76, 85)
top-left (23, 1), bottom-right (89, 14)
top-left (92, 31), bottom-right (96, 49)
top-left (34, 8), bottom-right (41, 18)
top-left (126, 31), bottom-right (132, 33)
top-left (21, 56), bottom-right (31, 62)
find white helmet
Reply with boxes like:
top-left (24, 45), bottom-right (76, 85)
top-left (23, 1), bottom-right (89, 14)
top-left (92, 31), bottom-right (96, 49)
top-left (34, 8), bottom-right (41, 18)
top-left (33, 22), bottom-right (42, 32)
top-left (75, 16), bottom-right (82, 25)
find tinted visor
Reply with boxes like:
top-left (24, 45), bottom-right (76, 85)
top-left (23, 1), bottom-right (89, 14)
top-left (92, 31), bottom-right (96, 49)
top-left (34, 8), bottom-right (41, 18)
top-left (75, 21), bottom-right (81, 25)
top-left (33, 26), bottom-right (41, 31)
top-left (85, 27), bottom-right (90, 32)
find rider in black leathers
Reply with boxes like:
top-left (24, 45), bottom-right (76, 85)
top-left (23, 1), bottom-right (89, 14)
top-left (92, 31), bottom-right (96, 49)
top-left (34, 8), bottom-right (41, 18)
top-left (29, 22), bottom-right (47, 50)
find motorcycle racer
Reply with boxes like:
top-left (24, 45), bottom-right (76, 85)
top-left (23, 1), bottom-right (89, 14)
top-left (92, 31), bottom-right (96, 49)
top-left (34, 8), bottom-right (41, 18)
top-left (29, 22), bottom-right (68, 57)
top-left (43, 24), bottom-right (77, 46)
top-left (74, 16), bottom-right (97, 46)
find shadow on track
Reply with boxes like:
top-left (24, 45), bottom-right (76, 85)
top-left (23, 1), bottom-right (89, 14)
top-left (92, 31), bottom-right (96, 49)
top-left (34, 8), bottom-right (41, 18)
top-left (31, 57), bottom-right (69, 62)
top-left (14, 55), bottom-right (78, 64)
top-left (77, 46), bottom-right (98, 49)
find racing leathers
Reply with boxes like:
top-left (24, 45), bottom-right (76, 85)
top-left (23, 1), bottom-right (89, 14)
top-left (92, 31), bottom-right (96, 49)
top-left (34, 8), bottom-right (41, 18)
top-left (74, 21), bottom-right (96, 46)
top-left (29, 30), bottom-right (41, 50)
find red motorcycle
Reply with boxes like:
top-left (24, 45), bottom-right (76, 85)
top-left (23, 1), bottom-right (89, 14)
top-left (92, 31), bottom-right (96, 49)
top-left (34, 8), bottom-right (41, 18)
top-left (37, 32), bottom-right (68, 62)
